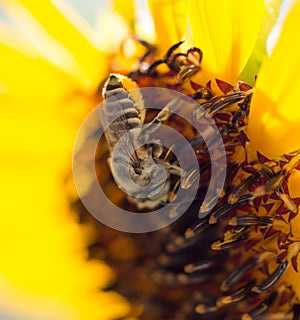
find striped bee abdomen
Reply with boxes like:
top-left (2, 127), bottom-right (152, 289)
top-left (102, 74), bottom-right (145, 126)
top-left (101, 74), bottom-right (146, 155)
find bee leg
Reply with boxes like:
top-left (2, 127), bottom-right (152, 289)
top-left (128, 39), bottom-right (157, 76)
top-left (154, 159), bottom-right (182, 176)
top-left (147, 59), bottom-right (166, 75)
top-left (151, 143), bottom-right (164, 158)
top-left (164, 40), bottom-right (185, 61)
top-left (168, 52), bottom-right (187, 72)
top-left (147, 41), bottom-right (184, 75)
top-left (186, 46), bottom-right (203, 64)
top-left (176, 64), bottom-right (201, 84)
top-left (140, 97), bottom-right (181, 142)
top-left (137, 39), bottom-right (157, 62)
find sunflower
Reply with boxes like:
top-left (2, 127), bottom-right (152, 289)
top-left (1, 0), bottom-right (300, 320)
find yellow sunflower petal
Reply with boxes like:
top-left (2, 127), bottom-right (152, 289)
top-left (0, 2), bottom-right (127, 317)
top-left (113, 0), bottom-right (135, 29)
top-left (0, 42), bottom-right (76, 100)
top-left (0, 20), bottom-right (35, 56)
top-left (148, 0), bottom-right (187, 53)
top-left (239, 0), bottom-right (283, 83)
top-left (248, 0), bottom-right (300, 159)
top-left (0, 0), bottom-right (105, 88)
top-left (186, 0), bottom-right (265, 83)
top-left (0, 93), bottom-right (130, 319)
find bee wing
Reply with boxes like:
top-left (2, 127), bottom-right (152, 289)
top-left (99, 100), bottom-right (142, 169)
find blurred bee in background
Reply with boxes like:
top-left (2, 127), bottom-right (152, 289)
top-left (147, 40), bottom-right (203, 84)
top-left (129, 40), bottom-right (203, 84)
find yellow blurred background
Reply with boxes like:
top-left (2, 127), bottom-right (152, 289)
top-left (0, 0), bottom-right (133, 319)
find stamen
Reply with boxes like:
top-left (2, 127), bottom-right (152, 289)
top-left (211, 232), bottom-right (248, 251)
top-left (228, 94), bottom-right (252, 133)
top-left (241, 292), bottom-right (278, 319)
top-left (229, 215), bottom-right (274, 227)
top-left (293, 304), bottom-right (300, 320)
top-left (194, 92), bottom-right (246, 119)
top-left (168, 179), bottom-right (181, 202)
top-left (252, 170), bottom-right (286, 198)
top-left (252, 261), bottom-right (288, 293)
top-left (163, 143), bottom-right (175, 162)
top-left (185, 219), bottom-right (210, 239)
top-left (284, 152), bottom-right (300, 173)
top-left (181, 168), bottom-right (199, 189)
top-left (199, 191), bottom-right (225, 218)
top-left (184, 255), bottom-right (223, 273)
top-left (228, 172), bottom-right (261, 204)
top-left (226, 161), bottom-right (240, 180)
top-left (221, 256), bottom-right (259, 291)
top-left (158, 252), bottom-right (193, 267)
top-left (217, 280), bottom-right (256, 306)
top-left (259, 163), bottom-right (277, 178)
top-left (243, 313), bottom-right (293, 320)
top-left (192, 87), bottom-right (213, 100)
top-left (159, 271), bottom-right (207, 285)
top-left (195, 301), bottom-right (219, 314)
top-left (166, 233), bottom-right (200, 253)
top-left (209, 194), bottom-right (252, 224)
top-left (224, 226), bottom-right (248, 240)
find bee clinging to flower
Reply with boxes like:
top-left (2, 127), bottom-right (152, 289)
top-left (101, 73), bottom-right (191, 209)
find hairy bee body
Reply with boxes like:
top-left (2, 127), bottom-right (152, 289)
top-left (101, 74), bottom-right (145, 150)
top-left (101, 74), bottom-right (177, 209)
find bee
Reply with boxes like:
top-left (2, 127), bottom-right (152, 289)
top-left (147, 41), bottom-right (203, 84)
top-left (100, 73), bottom-right (184, 209)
